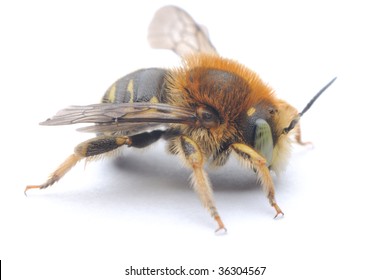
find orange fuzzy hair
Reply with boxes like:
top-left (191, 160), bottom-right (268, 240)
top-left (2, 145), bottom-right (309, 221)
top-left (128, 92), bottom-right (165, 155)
top-left (166, 54), bottom-right (277, 119)
top-left (165, 54), bottom-right (284, 158)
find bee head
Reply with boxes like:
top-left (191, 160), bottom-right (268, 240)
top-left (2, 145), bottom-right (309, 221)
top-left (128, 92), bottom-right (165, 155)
top-left (247, 77), bottom-right (337, 169)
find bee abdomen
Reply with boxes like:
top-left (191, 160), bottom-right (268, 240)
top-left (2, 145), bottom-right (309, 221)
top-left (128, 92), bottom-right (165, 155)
top-left (102, 68), bottom-right (168, 104)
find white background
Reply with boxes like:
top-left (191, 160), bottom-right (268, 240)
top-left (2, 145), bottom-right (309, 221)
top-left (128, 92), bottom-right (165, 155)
top-left (1, 0), bottom-right (388, 279)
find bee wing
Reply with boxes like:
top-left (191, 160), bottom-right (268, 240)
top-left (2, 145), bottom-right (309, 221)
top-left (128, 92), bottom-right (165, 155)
top-left (40, 102), bottom-right (197, 135)
top-left (148, 5), bottom-right (217, 56)
top-left (76, 122), bottom-right (167, 135)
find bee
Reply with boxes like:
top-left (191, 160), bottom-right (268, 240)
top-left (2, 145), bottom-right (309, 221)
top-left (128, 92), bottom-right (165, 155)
top-left (25, 6), bottom-right (336, 232)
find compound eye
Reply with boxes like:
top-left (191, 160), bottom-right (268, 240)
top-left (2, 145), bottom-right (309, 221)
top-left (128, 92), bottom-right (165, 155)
top-left (254, 119), bottom-right (273, 166)
top-left (196, 106), bottom-right (220, 129)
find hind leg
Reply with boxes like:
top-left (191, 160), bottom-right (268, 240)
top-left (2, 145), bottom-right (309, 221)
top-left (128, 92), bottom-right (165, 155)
top-left (25, 135), bottom-right (132, 193)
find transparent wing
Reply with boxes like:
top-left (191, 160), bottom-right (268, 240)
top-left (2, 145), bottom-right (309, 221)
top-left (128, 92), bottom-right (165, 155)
top-left (40, 102), bottom-right (197, 135)
top-left (77, 122), bottom-right (166, 135)
top-left (148, 5), bottom-right (217, 56)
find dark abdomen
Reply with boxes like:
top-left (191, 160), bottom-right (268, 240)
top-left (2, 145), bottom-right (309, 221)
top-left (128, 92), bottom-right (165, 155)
top-left (102, 68), bottom-right (168, 104)
top-left (100, 68), bottom-right (169, 146)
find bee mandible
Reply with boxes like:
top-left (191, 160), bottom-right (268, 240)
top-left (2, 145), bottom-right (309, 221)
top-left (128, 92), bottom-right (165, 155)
top-left (25, 6), bottom-right (336, 232)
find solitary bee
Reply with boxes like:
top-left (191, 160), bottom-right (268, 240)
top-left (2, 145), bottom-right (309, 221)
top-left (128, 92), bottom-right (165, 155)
top-left (25, 6), bottom-right (335, 232)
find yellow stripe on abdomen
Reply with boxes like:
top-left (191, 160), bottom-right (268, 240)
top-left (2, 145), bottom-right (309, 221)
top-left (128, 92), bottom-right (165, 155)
top-left (107, 83), bottom-right (117, 102)
top-left (127, 80), bottom-right (134, 103)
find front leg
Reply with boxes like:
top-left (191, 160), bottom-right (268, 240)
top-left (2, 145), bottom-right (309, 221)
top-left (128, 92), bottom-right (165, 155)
top-left (176, 136), bottom-right (226, 233)
top-left (294, 123), bottom-right (312, 146)
top-left (231, 143), bottom-right (284, 218)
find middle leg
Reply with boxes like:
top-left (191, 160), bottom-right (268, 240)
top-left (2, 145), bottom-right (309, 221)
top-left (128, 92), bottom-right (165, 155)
top-left (176, 135), bottom-right (226, 232)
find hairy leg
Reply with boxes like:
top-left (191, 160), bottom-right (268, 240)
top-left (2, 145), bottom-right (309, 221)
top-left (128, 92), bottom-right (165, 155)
top-left (176, 136), bottom-right (226, 232)
top-left (231, 143), bottom-right (284, 218)
top-left (25, 135), bottom-right (132, 193)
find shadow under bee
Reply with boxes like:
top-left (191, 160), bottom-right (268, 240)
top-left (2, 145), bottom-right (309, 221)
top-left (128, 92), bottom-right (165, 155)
top-left (112, 147), bottom-right (259, 193)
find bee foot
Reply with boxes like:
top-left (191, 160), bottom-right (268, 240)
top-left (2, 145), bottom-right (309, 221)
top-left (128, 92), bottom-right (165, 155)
top-left (214, 215), bottom-right (227, 235)
top-left (24, 185), bottom-right (43, 196)
top-left (215, 226), bottom-right (227, 235)
top-left (298, 140), bottom-right (313, 146)
top-left (273, 204), bottom-right (284, 219)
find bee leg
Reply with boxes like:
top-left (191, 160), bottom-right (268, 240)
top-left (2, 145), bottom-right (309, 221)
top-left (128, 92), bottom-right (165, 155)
top-left (178, 136), bottom-right (226, 233)
top-left (231, 143), bottom-right (284, 218)
top-left (25, 135), bottom-right (132, 194)
top-left (294, 123), bottom-right (312, 146)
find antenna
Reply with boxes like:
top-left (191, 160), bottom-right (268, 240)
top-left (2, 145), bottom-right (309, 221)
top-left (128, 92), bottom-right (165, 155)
top-left (299, 77), bottom-right (337, 117)
top-left (283, 77), bottom-right (337, 134)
